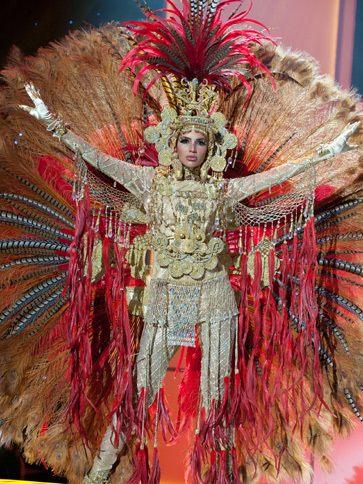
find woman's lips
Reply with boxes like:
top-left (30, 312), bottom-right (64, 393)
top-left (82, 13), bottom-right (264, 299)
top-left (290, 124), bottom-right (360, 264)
top-left (186, 156), bottom-right (197, 161)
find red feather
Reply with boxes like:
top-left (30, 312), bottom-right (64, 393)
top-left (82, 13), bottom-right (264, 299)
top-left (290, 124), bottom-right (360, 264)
top-left (120, 0), bottom-right (274, 94)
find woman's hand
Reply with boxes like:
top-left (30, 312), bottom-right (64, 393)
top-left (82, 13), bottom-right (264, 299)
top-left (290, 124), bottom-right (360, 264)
top-left (19, 83), bottom-right (52, 123)
top-left (19, 83), bottom-right (66, 135)
top-left (317, 121), bottom-right (360, 159)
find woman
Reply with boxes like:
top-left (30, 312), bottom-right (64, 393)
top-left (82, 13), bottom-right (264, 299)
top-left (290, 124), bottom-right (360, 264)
top-left (21, 80), bottom-right (359, 483)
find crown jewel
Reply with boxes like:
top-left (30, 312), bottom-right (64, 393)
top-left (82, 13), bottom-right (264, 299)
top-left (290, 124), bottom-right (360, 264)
top-left (175, 79), bottom-right (218, 116)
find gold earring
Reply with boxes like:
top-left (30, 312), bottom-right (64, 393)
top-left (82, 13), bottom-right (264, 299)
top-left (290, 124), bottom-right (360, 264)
top-left (209, 155), bottom-right (226, 172)
top-left (200, 157), bottom-right (211, 181)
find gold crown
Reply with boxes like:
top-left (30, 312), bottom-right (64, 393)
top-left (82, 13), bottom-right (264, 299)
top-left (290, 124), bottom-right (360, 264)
top-left (161, 77), bottom-right (218, 115)
top-left (174, 78), bottom-right (218, 116)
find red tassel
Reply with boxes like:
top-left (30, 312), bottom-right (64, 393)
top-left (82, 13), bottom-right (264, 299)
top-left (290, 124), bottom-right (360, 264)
top-left (231, 447), bottom-right (239, 481)
top-left (217, 450), bottom-right (230, 484)
top-left (299, 216), bottom-right (322, 400)
top-left (198, 403), bottom-right (216, 445)
top-left (127, 443), bottom-right (149, 484)
top-left (228, 370), bottom-right (241, 425)
top-left (252, 249), bottom-right (262, 301)
top-left (156, 387), bottom-right (177, 443)
top-left (189, 433), bottom-right (203, 484)
top-left (103, 238), bottom-right (135, 441)
top-left (149, 447), bottom-right (161, 484)
top-left (65, 189), bottom-right (96, 439)
top-left (135, 387), bottom-right (149, 438)
top-left (203, 450), bottom-right (217, 483)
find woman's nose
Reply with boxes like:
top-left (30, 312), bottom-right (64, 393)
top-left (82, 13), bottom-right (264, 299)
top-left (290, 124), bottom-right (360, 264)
top-left (190, 143), bottom-right (197, 152)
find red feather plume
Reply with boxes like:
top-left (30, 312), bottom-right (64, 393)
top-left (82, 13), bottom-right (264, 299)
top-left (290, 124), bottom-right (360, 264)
top-left (120, 0), bottom-right (274, 94)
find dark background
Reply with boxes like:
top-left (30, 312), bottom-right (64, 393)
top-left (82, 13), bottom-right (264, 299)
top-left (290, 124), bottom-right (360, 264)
top-left (0, 0), bottom-right (163, 66)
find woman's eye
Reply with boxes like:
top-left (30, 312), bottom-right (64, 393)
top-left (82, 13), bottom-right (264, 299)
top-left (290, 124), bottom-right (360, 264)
top-left (197, 140), bottom-right (206, 146)
top-left (179, 138), bottom-right (189, 144)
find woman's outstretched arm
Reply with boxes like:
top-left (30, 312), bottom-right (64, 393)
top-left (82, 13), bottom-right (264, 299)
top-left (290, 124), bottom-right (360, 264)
top-left (227, 121), bottom-right (360, 203)
top-left (20, 83), bottom-right (154, 199)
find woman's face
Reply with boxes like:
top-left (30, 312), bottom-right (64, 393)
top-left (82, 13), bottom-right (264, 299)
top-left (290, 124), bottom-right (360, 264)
top-left (176, 129), bottom-right (208, 169)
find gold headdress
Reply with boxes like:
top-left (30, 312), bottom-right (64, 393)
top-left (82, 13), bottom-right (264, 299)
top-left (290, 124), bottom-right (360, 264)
top-left (120, 0), bottom-right (273, 179)
top-left (144, 78), bottom-right (237, 179)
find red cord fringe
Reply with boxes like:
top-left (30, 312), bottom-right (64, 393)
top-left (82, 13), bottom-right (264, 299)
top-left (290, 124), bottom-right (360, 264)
top-left (127, 443), bottom-right (149, 484)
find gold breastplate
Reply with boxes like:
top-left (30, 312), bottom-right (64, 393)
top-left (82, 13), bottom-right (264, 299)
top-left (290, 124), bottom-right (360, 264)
top-left (148, 174), bottom-right (226, 279)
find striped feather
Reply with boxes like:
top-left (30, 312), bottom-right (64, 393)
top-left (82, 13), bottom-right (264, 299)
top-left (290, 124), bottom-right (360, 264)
top-left (0, 239), bottom-right (70, 254)
top-left (318, 311), bottom-right (349, 353)
top-left (0, 256), bottom-right (69, 271)
top-left (0, 274), bottom-right (67, 326)
top-left (315, 286), bottom-right (363, 321)
top-left (0, 193), bottom-right (74, 228)
top-left (27, 294), bottom-right (68, 337)
top-left (6, 289), bottom-right (66, 337)
top-left (5, 170), bottom-right (73, 218)
top-left (0, 267), bottom-right (57, 289)
top-left (344, 389), bottom-right (363, 422)
top-left (317, 232), bottom-right (363, 245)
top-left (315, 211), bottom-right (358, 232)
top-left (0, 212), bottom-right (73, 241)
top-left (315, 199), bottom-right (362, 225)
top-left (318, 257), bottom-right (363, 276)
top-left (289, 309), bottom-right (349, 353)
top-left (319, 345), bottom-right (335, 368)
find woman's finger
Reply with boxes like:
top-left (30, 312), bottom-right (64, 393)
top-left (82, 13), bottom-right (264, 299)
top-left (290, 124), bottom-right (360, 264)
top-left (18, 104), bottom-right (32, 113)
